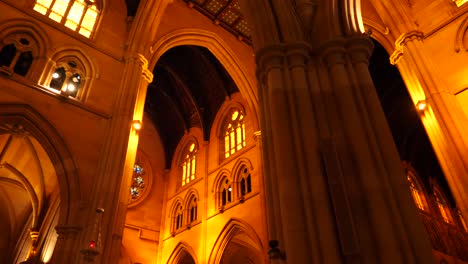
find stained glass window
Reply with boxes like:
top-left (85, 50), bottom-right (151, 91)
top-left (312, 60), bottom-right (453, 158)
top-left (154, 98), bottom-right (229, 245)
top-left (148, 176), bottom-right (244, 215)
top-left (224, 110), bottom-right (246, 159)
top-left (34, 0), bottom-right (99, 38)
top-left (130, 162), bottom-right (146, 202)
top-left (407, 175), bottom-right (425, 211)
top-left (182, 143), bottom-right (196, 186)
top-left (434, 189), bottom-right (452, 224)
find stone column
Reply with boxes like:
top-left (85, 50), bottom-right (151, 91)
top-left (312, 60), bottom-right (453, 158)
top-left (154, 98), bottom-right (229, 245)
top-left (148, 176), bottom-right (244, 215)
top-left (318, 36), bottom-right (434, 263)
top-left (391, 31), bottom-right (468, 222)
top-left (96, 53), bottom-right (153, 264)
top-left (256, 42), bottom-right (342, 264)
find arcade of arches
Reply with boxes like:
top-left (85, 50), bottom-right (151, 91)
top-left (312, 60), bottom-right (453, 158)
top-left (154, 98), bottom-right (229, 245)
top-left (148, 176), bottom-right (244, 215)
top-left (1, 0), bottom-right (468, 263)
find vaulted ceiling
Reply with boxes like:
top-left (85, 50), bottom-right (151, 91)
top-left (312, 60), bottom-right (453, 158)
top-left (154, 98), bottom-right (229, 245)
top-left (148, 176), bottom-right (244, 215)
top-left (125, 0), bottom-right (252, 45)
top-left (144, 45), bottom-right (239, 168)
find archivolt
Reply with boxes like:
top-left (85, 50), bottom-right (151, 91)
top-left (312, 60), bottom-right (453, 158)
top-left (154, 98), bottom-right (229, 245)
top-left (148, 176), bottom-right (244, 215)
top-left (207, 218), bottom-right (264, 264)
top-left (149, 29), bottom-right (259, 131)
top-left (0, 104), bottom-right (80, 224)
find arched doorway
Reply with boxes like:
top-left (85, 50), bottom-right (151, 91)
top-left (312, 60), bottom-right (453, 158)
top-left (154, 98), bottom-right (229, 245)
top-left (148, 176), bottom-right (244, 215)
top-left (0, 104), bottom-right (79, 263)
top-left (209, 219), bottom-right (264, 264)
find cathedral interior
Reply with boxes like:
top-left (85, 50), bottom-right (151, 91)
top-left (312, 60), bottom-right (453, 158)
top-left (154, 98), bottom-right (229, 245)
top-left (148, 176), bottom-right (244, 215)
top-left (1, 0), bottom-right (468, 263)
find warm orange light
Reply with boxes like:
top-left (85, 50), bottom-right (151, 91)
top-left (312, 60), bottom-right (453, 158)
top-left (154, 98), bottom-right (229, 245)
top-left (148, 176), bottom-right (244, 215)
top-left (416, 100), bottom-right (427, 111)
top-left (132, 120), bottom-right (142, 131)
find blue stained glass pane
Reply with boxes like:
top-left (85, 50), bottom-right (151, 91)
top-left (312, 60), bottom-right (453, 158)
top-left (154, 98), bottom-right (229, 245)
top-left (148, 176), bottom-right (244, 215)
top-left (134, 164), bottom-right (143, 174)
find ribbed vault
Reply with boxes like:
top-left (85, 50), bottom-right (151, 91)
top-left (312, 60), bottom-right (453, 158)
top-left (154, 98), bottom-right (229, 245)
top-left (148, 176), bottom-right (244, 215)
top-left (145, 45), bottom-right (238, 168)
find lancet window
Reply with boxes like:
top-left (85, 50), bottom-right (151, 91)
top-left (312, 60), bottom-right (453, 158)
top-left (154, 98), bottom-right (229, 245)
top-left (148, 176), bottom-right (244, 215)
top-left (0, 36), bottom-right (34, 76)
top-left (223, 109), bottom-right (245, 159)
top-left (182, 142), bottom-right (197, 186)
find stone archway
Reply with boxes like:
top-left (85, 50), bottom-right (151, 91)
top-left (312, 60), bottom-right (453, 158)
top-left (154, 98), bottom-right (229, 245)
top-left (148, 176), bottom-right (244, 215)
top-left (167, 242), bottom-right (198, 264)
top-left (0, 104), bottom-right (80, 262)
top-left (208, 218), bottom-right (264, 264)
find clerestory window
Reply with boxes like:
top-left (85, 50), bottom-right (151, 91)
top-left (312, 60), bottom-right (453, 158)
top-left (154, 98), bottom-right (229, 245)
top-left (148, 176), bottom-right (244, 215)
top-left (34, 0), bottom-right (99, 38)
top-left (182, 142), bottom-right (197, 186)
top-left (223, 109), bottom-right (246, 159)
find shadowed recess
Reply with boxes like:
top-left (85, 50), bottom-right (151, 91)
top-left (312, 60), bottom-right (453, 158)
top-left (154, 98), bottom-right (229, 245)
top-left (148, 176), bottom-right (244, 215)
top-left (145, 45), bottom-right (238, 169)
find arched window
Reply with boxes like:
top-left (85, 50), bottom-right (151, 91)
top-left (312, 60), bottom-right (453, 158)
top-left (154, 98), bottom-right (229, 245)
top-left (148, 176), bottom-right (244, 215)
top-left (182, 142), bottom-right (197, 186)
top-left (174, 203), bottom-right (184, 231)
top-left (49, 59), bottom-right (84, 97)
top-left (239, 165), bottom-right (252, 197)
top-left (188, 196), bottom-right (197, 223)
top-left (407, 173), bottom-right (426, 211)
top-left (221, 179), bottom-right (232, 207)
top-left (34, 0), bottom-right (99, 38)
top-left (0, 36), bottom-right (34, 76)
top-left (434, 189), bottom-right (453, 224)
top-left (223, 109), bottom-right (246, 159)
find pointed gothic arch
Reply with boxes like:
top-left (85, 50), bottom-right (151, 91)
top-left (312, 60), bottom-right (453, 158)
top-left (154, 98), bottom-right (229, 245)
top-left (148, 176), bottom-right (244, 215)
top-left (167, 241), bottom-right (198, 264)
top-left (0, 104), bottom-right (80, 225)
top-left (207, 218), bottom-right (265, 264)
top-left (149, 29), bottom-right (260, 132)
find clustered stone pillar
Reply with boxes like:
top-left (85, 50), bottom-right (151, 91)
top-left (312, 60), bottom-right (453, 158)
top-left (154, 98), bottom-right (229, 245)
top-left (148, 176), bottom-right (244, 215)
top-left (255, 32), bottom-right (435, 262)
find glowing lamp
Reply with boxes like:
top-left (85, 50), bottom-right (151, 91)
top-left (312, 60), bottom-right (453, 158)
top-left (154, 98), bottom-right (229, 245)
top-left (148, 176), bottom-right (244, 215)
top-left (52, 72), bottom-right (60, 79)
top-left (416, 100), bottom-right (427, 112)
top-left (88, 241), bottom-right (96, 249)
top-left (132, 120), bottom-right (142, 131)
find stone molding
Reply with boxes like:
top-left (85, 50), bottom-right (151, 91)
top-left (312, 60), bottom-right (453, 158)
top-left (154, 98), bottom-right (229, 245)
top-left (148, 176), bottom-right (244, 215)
top-left (134, 53), bottom-right (154, 83)
top-left (389, 30), bottom-right (424, 65)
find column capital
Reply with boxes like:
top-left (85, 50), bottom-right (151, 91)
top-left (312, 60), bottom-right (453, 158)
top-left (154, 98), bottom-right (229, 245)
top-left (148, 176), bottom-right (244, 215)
top-left (390, 30), bottom-right (424, 65)
top-left (319, 39), bottom-right (347, 67)
top-left (126, 53), bottom-right (154, 83)
top-left (255, 42), bottom-right (312, 79)
top-left (346, 36), bottom-right (374, 65)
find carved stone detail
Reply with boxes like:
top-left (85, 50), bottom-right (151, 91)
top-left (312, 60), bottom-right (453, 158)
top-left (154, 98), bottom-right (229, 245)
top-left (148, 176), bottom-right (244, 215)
top-left (390, 31), bottom-right (424, 65)
top-left (135, 53), bottom-right (154, 83)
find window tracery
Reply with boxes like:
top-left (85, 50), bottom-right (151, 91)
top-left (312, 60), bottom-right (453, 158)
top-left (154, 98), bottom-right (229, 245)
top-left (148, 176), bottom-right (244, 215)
top-left (182, 142), bottom-right (197, 186)
top-left (239, 165), bottom-right (252, 198)
top-left (434, 189), bottom-right (453, 224)
top-left (188, 196), bottom-right (197, 223)
top-left (49, 58), bottom-right (84, 97)
top-left (407, 174), bottom-right (426, 211)
top-left (174, 203), bottom-right (184, 231)
top-left (0, 35), bottom-right (34, 77)
top-left (220, 178), bottom-right (232, 207)
top-left (34, 0), bottom-right (99, 38)
top-left (223, 109), bottom-right (245, 159)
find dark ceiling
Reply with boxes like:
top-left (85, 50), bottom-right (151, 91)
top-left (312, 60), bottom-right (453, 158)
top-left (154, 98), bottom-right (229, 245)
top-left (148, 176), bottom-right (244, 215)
top-left (369, 40), bottom-right (454, 205)
top-left (124, 0), bottom-right (252, 45)
top-left (144, 45), bottom-right (239, 168)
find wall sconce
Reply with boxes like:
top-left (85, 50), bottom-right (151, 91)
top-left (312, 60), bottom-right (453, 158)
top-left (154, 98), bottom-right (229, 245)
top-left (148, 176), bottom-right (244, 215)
top-left (80, 208), bottom-right (104, 262)
top-left (132, 120), bottom-right (142, 131)
top-left (416, 100), bottom-right (427, 112)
